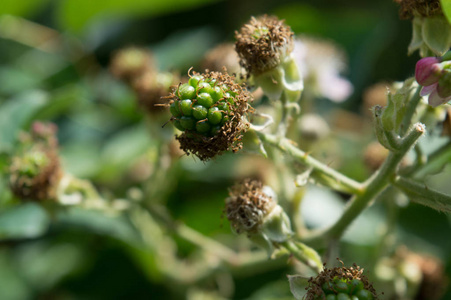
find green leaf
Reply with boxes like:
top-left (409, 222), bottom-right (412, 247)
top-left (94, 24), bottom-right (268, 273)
top-left (294, 242), bottom-right (323, 273)
top-left (0, 90), bottom-right (48, 153)
top-left (287, 275), bottom-right (309, 300)
top-left (441, 0), bottom-right (451, 25)
top-left (56, 0), bottom-right (221, 33)
top-left (0, 203), bottom-right (50, 240)
top-left (422, 16), bottom-right (451, 56)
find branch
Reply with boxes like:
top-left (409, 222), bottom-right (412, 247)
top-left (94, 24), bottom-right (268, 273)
top-left (391, 176), bottom-right (451, 213)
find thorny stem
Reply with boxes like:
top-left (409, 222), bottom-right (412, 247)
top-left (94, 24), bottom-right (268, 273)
top-left (302, 123), bottom-right (425, 247)
top-left (255, 131), bottom-right (364, 195)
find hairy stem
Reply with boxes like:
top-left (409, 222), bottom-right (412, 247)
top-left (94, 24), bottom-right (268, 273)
top-left (400, 86), bottom-right (421, 135)
top-left (256, 131), bottom-right (363, 195)
top-left (303, 123), bottom-right (425, 247)
top-left (391, 176), bottom-right (451, 213)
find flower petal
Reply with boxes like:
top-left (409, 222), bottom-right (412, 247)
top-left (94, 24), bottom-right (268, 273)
top-left (420, 83), bottom-right (438, 96)
top-left (428, 90), bottom-right (451, 107)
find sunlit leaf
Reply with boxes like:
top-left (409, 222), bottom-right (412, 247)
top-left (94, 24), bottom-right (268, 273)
top-left (287, 275), bottom-right (308, 300)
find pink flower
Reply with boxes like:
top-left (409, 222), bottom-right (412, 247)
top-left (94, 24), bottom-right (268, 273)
top-left (415, 57), bottom-right (451, 107)
top-left (420, 83), bottom-right (451, 107)
top-left (415, 57), bottom-right (442, 86)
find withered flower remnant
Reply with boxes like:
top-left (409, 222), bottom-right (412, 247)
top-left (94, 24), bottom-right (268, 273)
top-left (235, 15), bottom-right (294, 77)
top-left (225, 179), bottom-right (292, 254)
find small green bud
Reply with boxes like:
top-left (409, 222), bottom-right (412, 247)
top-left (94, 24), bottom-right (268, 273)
top-left (211, 86), bottom-right (224, 102)
top-left (189, 75), bottom-right (203, 87)
top-left (177, 83), bottom-right (196, 99)
top-left (170, 101), bottom-right (182, 118)
top-left (180, 116), bottom-right (195, 130)
top-left (334, 279), bottom-right (350, 294)
top-left (197, 92), bottom-right (214, 107)
top-left (180, 99), bottom-right (193, 116)
top-left (349, 279), bottom-right (364, 293)
top-left (173, 119), bottom-right (184, 131)
top-left (196, 120), bottom-right (210, 133)
top-left (354, 289), bottom-right (373, 300)
top-left (208, 107), bottom-right (222, 125)
top-left (336, 293), bottom-right (351, 300)
top-left (192, 105), bottom-right (208, 120)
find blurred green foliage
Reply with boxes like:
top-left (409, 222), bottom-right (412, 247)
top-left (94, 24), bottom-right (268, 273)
top-left (0, 0), bottom-right (450, 299)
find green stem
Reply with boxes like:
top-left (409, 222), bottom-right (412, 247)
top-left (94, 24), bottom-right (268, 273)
top-left (400, 86), bottom-right (421, 135)
top-left (411, 141), bottom-right (451, 177)
top-left (391, 176), bottom-right (451, 213)
top-left (281, 240), bottom-right (322, 273)
top-left (303, 124), bottom-right (425, 247)
top-left (256, 131), bottom-right (363, 195)
top-left (277, 91), bottom-right (290, 137)
top-left (175, 223), bottom-right (237, 262)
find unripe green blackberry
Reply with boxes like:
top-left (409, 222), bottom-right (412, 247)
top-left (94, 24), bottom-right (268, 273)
top-left (305, 262), bottom-right (378, 300)
top-left (167, 69), bottom-right (252, 160)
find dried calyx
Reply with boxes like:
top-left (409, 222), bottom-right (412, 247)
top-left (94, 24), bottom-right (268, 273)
top-left (225, 179), bottom-right (292, 255)
top-left (235, 15), bottom-right (294, 77)
top-left (167, 69), bottom-right (252, 161)
top-left (225, 179), bottom-right (276, 234)
top-left (394, 0), bottom-right (443, 19)
top-left (305, 261), bottom-right (378, 300)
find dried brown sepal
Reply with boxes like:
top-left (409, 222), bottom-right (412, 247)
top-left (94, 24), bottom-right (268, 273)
top-left (235, 15), bottom-right (294, 76)
top-left (394, 0), bottom-right (442, 19)
top-left (110, 47), bottom-right (155, 83)
top-left (172, 69), bottom-right (253, 161)
top-left (305, 261), bottom-right (378, 300)
top-left (9, 149), bottom-right (62, 201)
top-left (225, 179), bottom-right (275, 234)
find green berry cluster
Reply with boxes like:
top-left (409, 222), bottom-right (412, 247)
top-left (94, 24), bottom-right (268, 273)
top-left (169, 75), bottom-right (237, 137)
top-left (305, 263), bottom-right (377, 300)
top-left (167, 70), bottom-right (252, 161)
top-left (317, 277), bottom-right (373, 300)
